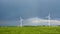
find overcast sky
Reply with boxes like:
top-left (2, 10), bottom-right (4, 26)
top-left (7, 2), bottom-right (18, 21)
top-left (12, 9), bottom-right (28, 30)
top-left (0, 0), bottom-right (60, 26)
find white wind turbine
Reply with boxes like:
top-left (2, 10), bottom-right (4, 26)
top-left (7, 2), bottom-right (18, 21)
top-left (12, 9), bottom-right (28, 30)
top-left (20, 16), bottom-right (23, 27)
top-left (46, 12), bottom-right (51, 26)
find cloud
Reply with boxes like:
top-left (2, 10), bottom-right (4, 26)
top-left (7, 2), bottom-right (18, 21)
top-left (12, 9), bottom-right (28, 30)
top-left (22, 17), bottom-right (60, 26)
top-left (0, 17), bottom-right (60, 26)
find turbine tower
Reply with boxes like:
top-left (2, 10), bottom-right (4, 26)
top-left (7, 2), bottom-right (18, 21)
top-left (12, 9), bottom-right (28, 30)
top-left (20, 16), bottom-right (23, 27)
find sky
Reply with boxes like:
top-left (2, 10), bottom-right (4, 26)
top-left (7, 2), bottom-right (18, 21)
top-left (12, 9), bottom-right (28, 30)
top-left (0, 0), bottom-right (60, 26)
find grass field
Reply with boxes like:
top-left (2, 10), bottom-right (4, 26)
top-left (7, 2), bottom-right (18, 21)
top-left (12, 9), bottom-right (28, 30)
top-left (0, 26), bottom-right (60, 34)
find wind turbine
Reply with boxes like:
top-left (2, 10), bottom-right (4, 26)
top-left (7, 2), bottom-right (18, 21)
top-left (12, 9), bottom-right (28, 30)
top-left (46, 12), bottom-right (51, 26)
top-left (20, 16), bottom-right (23, 27)
top-left (48, 13), bottom-right (51, 26)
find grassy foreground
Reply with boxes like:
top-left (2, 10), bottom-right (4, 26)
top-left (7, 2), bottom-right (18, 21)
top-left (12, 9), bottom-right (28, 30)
top-left (0, 26), bottom-right (60, 34)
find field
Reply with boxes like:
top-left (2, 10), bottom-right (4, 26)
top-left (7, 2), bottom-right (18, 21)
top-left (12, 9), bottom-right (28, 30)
top-left (0, 26), bottom-right (60, 34)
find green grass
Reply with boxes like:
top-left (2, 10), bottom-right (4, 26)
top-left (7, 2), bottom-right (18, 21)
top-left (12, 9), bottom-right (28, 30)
top-left (0, 26), bottom-right (60, 34)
